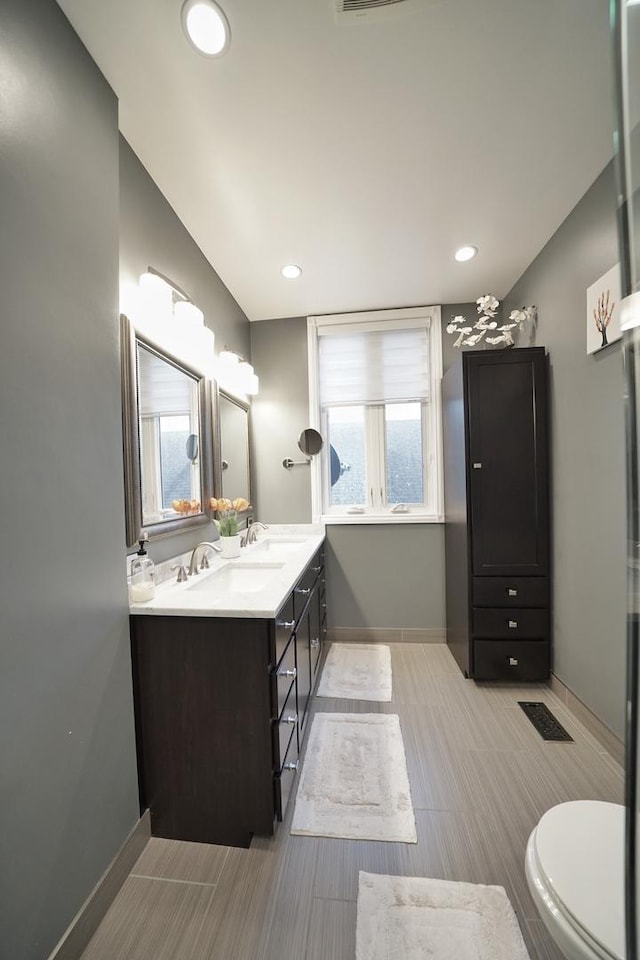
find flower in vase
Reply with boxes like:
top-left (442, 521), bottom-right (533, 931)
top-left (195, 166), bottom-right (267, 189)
top-left (209, 496), bottom-right (252, 537)
top-left (447, 295), bottom-right (537, 349)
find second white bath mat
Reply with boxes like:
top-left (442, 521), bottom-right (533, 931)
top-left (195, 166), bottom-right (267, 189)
top-left (290, 712), bottom-right (416, 842)
top-left (316, 643), bottom-right (392, 701)
top-left (356, 872), bottom-right (530, 960)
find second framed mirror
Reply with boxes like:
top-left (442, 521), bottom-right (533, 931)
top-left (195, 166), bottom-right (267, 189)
top-left (217, 390), bottom-right (252, 508)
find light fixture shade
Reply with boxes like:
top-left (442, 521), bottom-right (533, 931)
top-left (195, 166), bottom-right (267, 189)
top-left (181, 0), bottom-right (230, 57)
top-left (174, 300), bottom-right (204, 327)
top-left (218, 349), bottom-right (239, 368)
top-left (138, 271), bottom-right (173, 326)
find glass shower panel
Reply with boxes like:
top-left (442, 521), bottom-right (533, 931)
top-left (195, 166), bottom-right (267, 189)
top-left (615, 2), bottom-right (640, 956)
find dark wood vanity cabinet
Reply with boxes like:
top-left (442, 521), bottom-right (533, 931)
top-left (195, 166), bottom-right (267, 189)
top-left (443, 348), bottom-right (550, 681)
top-left (130, 546), bottom-right (325, 849)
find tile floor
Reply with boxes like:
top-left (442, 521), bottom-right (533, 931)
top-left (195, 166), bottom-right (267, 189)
top-left (80, 643), bottom-right (624, 960)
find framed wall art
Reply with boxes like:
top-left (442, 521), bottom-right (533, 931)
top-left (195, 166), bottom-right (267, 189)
top-left (586, 262), bottom-right (622, 355)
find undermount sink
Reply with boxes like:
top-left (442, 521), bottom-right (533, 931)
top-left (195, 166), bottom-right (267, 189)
top-left (251, 537), bottom-right (308, 555)
top-left (187, 561), bottom-right (285, 595)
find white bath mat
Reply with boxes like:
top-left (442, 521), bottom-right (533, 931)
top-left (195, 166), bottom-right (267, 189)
top-left (317, 643), bottom-right (392, 701)
top-left (356, 872), bottom-right (530, 960)
top-left (290, 713), bottom-right (417, 842)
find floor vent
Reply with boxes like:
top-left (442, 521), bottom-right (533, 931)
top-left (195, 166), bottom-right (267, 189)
top-left (334, 0), bottom-right (441, 23)
top-left (518, 702), bottom-right (574, 742)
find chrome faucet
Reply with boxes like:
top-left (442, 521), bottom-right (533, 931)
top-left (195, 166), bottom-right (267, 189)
top-left (241, 521), bottom-right (269, 547)
top-left (188, 541), bottom-right (222, 576)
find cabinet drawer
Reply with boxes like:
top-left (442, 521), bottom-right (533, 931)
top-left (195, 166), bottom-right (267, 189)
top-left (274, 732), bottom-right (300, 821)
top-left (273, 636), bottom-right (296, 720)
top-left (473, 640), bottom-right (550, 681)
top-left (472, 577), bottom-right (548, 608)
top-left (273, 686), bottom-right (298, 772)
top-left (274, 594), bottom-right (295, 666)
top-left (473, 607), bottom-right (548, 640)
top-left (293, 550), bottom-right (324, 622)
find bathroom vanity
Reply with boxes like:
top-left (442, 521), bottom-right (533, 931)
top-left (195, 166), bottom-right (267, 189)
top-left (129, 527), bottom-right (326, 848)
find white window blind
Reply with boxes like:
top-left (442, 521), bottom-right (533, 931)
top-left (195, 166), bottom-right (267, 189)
top-left (317, 320), bottom-right (431, 407)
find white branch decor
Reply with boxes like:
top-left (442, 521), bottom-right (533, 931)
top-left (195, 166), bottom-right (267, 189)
top-left (446, 295), bottom-right (537, 349)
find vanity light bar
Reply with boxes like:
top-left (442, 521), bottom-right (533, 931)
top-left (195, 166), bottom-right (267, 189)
top-left (215, 348), bottom-right (259, 397)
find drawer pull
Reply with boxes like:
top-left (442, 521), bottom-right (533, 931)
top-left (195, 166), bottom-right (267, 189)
top-left (284, 760), bottom-right (299, 772)
top-left (312, 565), bottom-right (322, 572)
top-left (507, 588), bottom-right (518, 597)
top-left (472, 462), bottom-right (482, 469)
top-left (284, 714), bottom-right (298, 725)
top-left (509, 657), bottom-right (519, 666)
top-left (296, 587), bottom-right (311, 596)
top-left (277, 620), bottom-right (295, 630)
top-left (507, 620), bottom-right (518, 629)
top-left (277, 667), bottom-right (297, 679)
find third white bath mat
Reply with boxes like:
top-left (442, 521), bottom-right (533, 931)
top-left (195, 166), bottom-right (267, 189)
top-left (290, 712), bottom-right (416, 842)
top-left (356, 872), bottom-right (530, 960)
top-left (316, 643), bottom-right (392, 701)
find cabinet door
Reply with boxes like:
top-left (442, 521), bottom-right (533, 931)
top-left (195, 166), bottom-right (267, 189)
top-left (466, 350), bottom-right (549, 577)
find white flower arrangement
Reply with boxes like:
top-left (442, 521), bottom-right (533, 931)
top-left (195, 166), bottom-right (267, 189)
top-left (446, 296), bottom-right (537, 349)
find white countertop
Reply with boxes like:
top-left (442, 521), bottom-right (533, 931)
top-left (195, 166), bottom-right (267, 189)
top-left (129, 524), bottom-right (325, 619)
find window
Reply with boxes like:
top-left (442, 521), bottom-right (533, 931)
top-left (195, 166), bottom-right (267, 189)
top-left (307, 306), bottom-right (443, 523)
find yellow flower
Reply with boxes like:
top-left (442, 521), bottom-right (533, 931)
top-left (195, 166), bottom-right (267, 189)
top-left (232, 497), bottom-right (250, 511)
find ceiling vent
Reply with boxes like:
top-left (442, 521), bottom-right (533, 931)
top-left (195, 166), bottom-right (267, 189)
top-left (334, 0), bottom-right (438, 22)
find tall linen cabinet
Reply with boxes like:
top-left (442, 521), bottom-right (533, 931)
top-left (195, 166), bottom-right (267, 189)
top-left (442, 347), bottom-right (550, 680)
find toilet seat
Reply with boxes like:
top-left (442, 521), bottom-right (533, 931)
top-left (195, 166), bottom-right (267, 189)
top-left (525, 800), bottom-right (625, 960)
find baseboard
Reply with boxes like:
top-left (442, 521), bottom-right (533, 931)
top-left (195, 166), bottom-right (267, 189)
top-left (327, 627), bottom-right (446, 644)
top-left (549, 673), bottom-right (624, 767)
top-left (48, 810), bottom-right (150, 960)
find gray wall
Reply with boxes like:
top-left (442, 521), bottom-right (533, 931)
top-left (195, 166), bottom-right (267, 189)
top-left (0, 1), bottom-right (139, 957)
top-left (119, 139), bottom-right (251, 563)
top-left (250, 317), bottom-right (313, 524)
top-left (249, 312), bottom-right (468, 631)
top-left (504, 163), bottom-right (626, 738)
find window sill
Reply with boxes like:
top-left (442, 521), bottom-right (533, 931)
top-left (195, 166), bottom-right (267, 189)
top-left (318, 513), bottom-right (444, 525)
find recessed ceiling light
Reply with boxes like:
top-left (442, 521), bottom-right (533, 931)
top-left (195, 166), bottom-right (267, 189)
top-left (181, 0), bottom-right (230, 58)
top-left (281, 264), bottom-right (302, 280)
top-left (454, 245), bottom-right (478, 262)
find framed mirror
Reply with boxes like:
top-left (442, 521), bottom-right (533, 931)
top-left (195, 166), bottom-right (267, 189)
top-left (121, 314), bottom-right (214, 547)
top-left (217, 390), bottom-right (251, 507)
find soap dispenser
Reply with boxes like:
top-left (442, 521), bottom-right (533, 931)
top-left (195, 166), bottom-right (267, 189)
top-left (129, 533), bottom-right (155, 602)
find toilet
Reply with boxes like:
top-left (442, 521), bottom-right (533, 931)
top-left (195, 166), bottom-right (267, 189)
top-left (525, 800), bottom-right (626, 960)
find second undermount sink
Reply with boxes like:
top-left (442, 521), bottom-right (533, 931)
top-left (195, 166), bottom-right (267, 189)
top-left (187, 561), bottom-right (285, 595)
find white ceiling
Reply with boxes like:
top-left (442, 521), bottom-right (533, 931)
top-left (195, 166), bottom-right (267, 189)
top-left (56, 0), bottom-right (614, 321)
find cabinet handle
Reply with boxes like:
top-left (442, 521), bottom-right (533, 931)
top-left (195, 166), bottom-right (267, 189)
top-left (277, 667), bottom-right (297, 679)
top-left (277, 620), bottom-right (295, 630)
top-left (284, 760), bottom-right (299, 772)
top-left (312, 565), bottom-right (321, 573)
top-left (284, 714), bottom-right (298, 725)
top-left (472, 462), bottom-right (483, 469)
top-left (311, 637), bottom-right (320, 648)
top-left (507, 588), bottom-right (518, 597)
top-left (509, 657), bottom-right (519, 666)
top-left (296, 587), bottom-right (311, 596)
top-left (507, 620), bottom-right (518, 629)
